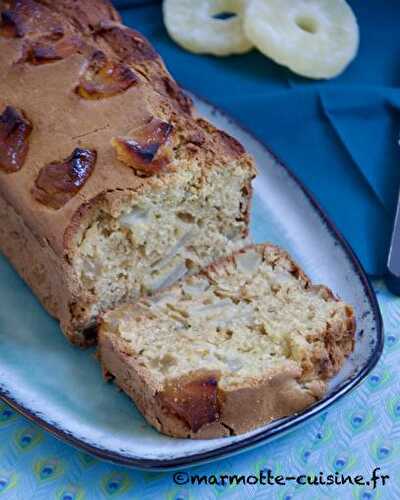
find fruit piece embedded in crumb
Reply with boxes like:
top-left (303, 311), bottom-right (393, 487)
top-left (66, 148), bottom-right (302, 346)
top-left (163, 0), bottom-right (252, 56)
top-left (0, 106), bottom-right (32, 173)
top-left (157, 372), bottom-right (221, 432)
top-left (76, 50), bottom-right (138, 99)
top-left (112, 118), bottom-right (174, 175)
top-left (32, 148), bottom-right (97, 209)
top-left (244, 0), bottom-right (359, 79)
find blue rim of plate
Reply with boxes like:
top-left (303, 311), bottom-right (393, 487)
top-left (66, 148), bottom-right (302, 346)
top-left (0, 98), bottom-right (384, 471)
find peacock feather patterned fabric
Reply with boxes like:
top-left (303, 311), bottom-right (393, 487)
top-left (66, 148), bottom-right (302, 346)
top-left (0, 281), bottom-right (398, 499)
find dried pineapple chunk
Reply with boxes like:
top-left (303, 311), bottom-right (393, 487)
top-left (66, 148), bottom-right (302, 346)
top-left (163, 0), bottom-right (252, 56)
top-left (244, 0), bottom-right (359, 79)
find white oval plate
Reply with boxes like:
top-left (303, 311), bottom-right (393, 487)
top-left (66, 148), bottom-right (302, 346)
top-left (0, 95), bottom-right (383, 470)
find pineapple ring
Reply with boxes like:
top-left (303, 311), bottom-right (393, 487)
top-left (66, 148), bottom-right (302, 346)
top-left (163, 0), bottom-right (252, 56)
top-left (244, 0), bottom-right (359, 79)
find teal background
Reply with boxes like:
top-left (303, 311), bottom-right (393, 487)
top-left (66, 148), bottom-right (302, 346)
top-left (0, 282), bottom-right (398, 499)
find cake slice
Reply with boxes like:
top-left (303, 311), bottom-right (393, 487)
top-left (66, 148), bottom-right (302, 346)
top-left (99, 244), bottom-right (355, 439)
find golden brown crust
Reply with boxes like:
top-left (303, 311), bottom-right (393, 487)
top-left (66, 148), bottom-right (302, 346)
top-left (0, 0), bottom-right (256, 343)
top-left (20, 33), bottom-right (83, 64)
top-left (0, 192), bottom-right (78, 341)
top-left (0, 0), bottom-right (65, 38)
top-left (98, 243), bottom-right (356, 439)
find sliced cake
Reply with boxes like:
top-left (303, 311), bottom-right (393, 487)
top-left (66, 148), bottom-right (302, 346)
top-left (99, 244), bottom-right (355, 438)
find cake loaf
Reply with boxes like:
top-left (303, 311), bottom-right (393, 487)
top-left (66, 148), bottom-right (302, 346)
top-left (99, 244), bottom-right (355, 438)
top-left (0, 0), bottom-right (256, 345)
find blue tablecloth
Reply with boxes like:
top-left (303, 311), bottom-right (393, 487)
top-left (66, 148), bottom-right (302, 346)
top-left (0, 282), bottom-right (398, 499)
top-left (116, 0), bottom-right (400, 277)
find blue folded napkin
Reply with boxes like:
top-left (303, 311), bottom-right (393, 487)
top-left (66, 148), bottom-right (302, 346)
top-left (115, 0), bottom-right (400, 277)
